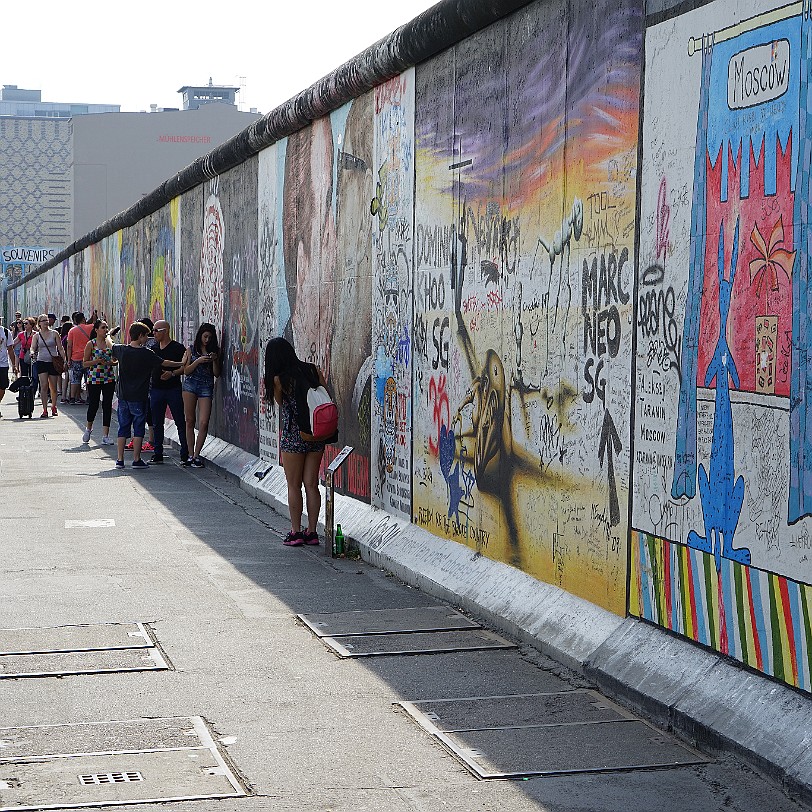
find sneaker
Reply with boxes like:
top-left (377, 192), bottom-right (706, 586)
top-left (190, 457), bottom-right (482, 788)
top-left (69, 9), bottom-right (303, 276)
top-left (190, 457), bottom-right (204, 468)
top-left (115, 460), bottom-right (125, 469)
top-left (180, 457), bottom-right (192, 467)
top-left (82, 428), bottom-right (91, 444)
top-left (142, 441), bottom-right (155, 452)
top-left (148, 455), bottom-right (164, 465)
top-left (51, 407), bottom-right (58, 416)
top-left (283, 531), bottom-right (305, 547)
top-left (131, 459), bottom-right (149, 470)
top-left (303, 530), bottom-right (320, 546)
top-left (101, 435), bottom-right (114, 445)
top-left (40, 411), bottom-right (48, 418)
top-left (125, 439), bottom-right (134, 449)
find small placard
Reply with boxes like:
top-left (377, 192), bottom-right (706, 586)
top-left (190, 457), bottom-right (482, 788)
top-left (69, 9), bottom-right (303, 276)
top-left (326, 446), bottom-right (354, 474)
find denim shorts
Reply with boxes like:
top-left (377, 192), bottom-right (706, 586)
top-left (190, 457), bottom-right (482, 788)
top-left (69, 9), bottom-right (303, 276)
top-left (117, 399), bottom-right (148, 438)
top-left (182, 378), bottom-right (213, 399)
top-left (70, 359), bottom-right (85, 384)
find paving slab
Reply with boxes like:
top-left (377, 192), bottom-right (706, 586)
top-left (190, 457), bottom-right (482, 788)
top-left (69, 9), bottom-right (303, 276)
top-left (298, 606), bottom-right (479, 637)
top-left (435, 721), bottom-right (709, 778)
top-left (401, 690), bottom-right (633, 731)
top-left (322, 628), bottom-right (516, 658)
top-left (0, 623), bottom-right (153, 655)
top-left (0, 649), bottom-right (168, 679)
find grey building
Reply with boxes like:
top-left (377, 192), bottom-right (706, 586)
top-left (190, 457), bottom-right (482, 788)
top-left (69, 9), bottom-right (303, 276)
top-left (72, 102), bottom-right (260, 237)
top-left (0, 84), bottom-right (119, 118)
top-left (0, 85), bottom-right (260, 281)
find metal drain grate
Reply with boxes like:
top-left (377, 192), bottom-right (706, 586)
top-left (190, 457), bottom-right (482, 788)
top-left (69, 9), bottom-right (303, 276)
top-left (0, 717), bottom-right (245, 809)
top-left (78, 772), bottom-right (143, 785)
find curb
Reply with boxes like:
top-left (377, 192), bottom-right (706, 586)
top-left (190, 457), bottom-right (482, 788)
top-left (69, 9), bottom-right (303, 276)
top-left (163, 422), bottom-right (812, 805)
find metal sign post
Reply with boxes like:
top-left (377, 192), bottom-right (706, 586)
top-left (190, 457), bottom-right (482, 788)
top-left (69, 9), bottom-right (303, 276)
top-left (324, 446), bottom-right (353, 556)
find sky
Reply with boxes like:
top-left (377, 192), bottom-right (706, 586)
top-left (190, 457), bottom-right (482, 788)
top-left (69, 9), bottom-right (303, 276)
top-left (1, 0), bottom-right (439, 114)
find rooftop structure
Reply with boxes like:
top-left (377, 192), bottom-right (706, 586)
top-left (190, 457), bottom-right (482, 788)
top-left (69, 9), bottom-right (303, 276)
top-left (177, 79), bottom-right (240, 110)
top-left (0, 85), bottom-right (119, 118)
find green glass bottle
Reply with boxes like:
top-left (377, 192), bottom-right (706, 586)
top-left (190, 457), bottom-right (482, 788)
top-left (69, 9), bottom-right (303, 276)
top-left (334, 524), bottom-right (345, 556)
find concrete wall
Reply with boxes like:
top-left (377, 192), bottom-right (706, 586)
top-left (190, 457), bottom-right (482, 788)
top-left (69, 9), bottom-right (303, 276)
top-left (9, 0), bottom-right (812, 693)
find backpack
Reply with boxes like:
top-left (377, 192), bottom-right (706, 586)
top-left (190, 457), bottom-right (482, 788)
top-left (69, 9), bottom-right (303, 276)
top-left (294, 363), bottom-right (338, 443)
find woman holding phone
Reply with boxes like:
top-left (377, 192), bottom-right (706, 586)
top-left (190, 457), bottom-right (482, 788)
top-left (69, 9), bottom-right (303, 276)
top-left (182, 323), bottom-right (221, 468)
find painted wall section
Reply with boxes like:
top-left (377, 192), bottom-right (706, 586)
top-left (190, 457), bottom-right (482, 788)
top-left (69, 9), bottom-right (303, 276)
top-left (11, 0), bottom-right (812, 695)
top-left (372, 71), bottom-right (416, 517)
top-left (411, 1), bottom-right (641, 615)
top-left (632, 0), bottom-right (812, 690)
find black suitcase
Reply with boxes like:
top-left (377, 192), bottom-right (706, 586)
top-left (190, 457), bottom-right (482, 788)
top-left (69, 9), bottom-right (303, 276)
top-left (17, 383), bottom-right (35, 419)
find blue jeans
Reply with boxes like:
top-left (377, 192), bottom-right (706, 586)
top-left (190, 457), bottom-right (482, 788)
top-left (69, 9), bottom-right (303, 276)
top-left (150, 387), bottom-right (188, 460)
top-left (117, 399), bottom-right (147, 438)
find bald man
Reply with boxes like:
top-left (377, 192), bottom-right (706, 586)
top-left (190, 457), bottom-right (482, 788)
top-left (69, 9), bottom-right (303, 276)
top-left (147, 320), bottom-right (189, 465)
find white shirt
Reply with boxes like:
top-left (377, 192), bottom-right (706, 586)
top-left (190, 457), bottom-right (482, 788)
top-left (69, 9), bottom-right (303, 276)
top-left (0, 328), bottom-right (10, 369)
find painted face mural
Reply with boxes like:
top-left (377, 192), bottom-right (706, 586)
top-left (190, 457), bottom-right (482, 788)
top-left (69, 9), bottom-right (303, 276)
top-left (199, 184), bottom-right (225, 337)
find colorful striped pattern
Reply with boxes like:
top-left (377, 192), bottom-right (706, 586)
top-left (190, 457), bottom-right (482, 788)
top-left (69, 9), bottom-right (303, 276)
top-left (630, 532), bottom-right (812, 691)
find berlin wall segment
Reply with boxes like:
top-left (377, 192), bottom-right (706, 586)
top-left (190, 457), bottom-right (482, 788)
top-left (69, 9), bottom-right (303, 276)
top-left (9, 0), bottom-right (812, 698)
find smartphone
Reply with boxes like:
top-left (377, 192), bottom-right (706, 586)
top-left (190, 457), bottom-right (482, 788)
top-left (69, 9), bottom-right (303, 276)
top-left (110, 326), bottom-right (121, 337)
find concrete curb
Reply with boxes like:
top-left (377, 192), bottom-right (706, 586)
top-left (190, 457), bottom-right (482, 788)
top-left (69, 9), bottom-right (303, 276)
top-left (164, 423), bottom-right (812, 805)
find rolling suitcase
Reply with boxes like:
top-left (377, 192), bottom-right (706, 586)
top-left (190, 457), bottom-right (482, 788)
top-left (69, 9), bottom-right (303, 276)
top-left (14, 376), bottom-right (35, 419)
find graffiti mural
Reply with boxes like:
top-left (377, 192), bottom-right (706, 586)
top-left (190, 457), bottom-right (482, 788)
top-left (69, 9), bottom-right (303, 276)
top-left (412, 1), bottom-right (641, 615)
top-left (633, 0), bottom-right (812, 688)
top-left (371, 71), bottom-right (415, 516)
top-left (275, 107), bottom-right (373, 500)
top-left (257, 142), bottom-right (284, 464)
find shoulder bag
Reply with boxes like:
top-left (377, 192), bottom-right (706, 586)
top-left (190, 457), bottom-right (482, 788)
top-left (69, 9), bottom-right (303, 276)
top-left (43, 332), bottom-right (65, 375)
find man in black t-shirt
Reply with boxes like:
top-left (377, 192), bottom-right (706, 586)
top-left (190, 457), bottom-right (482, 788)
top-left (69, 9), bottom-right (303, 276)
top-left (111, 322), bottom-right (183, 470)
top-left (147, 320), bottom-right (189, 465)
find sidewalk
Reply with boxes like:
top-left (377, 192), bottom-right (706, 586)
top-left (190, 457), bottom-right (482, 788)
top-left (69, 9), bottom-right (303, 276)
top-left (0, 393), bottom-right (809, 811)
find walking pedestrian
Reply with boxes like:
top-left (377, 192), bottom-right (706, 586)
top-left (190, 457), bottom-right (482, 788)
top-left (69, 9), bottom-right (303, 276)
top-left (30, 314), bottom-right (66, 418)
top-left (182, 323), bottom-right (221, 468)
top-left (111, 322), bottom-right (184, 470)
top-left (12, 318), bottom-right (35, 382)
top-left (81, 320), bottom-right (117, 445)
top-left (263, 336), bottom-right (329, 546)
top-left (147, 320), bottom-right (189, 465)
top-left (58, 315), bottom-right (73, 402)
top-left (0, 320), bottom-right (13, 418)
top-left (66, 312), bottom-right (93, 404)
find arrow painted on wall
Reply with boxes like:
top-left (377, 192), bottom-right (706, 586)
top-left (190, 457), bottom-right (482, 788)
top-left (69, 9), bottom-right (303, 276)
top-left (598, 407), bottom-right (623, 527)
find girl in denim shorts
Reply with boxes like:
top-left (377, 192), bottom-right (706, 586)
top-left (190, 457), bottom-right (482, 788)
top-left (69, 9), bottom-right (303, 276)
top-left (182, 323), bottom-right (221, 468)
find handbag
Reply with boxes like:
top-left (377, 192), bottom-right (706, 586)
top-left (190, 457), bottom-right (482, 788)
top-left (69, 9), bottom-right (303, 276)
top-left (42, 332), bottom-right (65, 375)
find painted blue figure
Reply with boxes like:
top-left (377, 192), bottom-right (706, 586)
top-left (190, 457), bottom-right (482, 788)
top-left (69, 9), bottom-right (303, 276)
top-left (687, 218), bottom-right (751, 571)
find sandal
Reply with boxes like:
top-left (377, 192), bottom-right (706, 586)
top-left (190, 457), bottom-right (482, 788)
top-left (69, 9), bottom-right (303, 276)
top-left (282, 531), bottom-right (305, 547)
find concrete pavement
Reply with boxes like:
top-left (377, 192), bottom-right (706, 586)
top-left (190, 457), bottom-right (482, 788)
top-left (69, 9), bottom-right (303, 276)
top-left (0, 392), bottom-right (809, 812)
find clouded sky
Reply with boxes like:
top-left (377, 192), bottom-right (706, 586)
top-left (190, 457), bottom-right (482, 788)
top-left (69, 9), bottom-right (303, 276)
top-left (2, 0), bottom-right (438, 114)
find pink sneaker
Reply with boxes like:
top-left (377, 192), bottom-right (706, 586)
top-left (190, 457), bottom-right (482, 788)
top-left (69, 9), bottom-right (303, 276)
top-left (282, 531), bottom-right (305, 547)
top-left (303, 531), bottom-right (320, 546)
